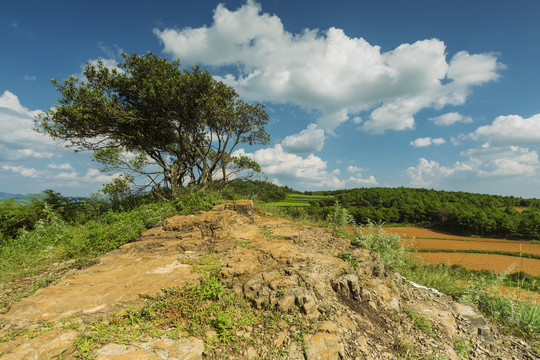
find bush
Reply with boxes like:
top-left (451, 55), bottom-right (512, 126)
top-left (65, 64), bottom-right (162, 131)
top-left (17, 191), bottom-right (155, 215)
top-left (351, 224), bottom-right (413, 271)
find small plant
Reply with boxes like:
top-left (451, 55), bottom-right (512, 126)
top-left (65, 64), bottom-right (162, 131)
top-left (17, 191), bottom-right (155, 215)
top-left (454, 338), bottom-right (471, 358)
top-left (404, 306), bottom-right (434, 336)
top-left (351, 224), bottom-right (414, 271)
top-left (337, 252), bottom-right (359, 271)
top-left (326, 201), bottom-right (355, 227)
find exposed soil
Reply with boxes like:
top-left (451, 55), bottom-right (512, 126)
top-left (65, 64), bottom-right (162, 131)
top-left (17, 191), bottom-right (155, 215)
top-left (380, 226), bottom-right (529, 243)
top-left (1, 202), bottom-right (538, 359)
top-left (416, 252), bottom-right (540, 276)
top-left (412, 238), bottom-right (540, 255)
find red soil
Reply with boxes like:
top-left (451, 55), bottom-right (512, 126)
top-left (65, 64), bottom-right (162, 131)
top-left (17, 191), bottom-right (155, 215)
top-left (415, 252), bottom-right (540, 276)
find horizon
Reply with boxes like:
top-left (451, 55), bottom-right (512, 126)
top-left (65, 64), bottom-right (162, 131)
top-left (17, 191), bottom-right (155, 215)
top-left (2, 1), bottom-right (540, 198)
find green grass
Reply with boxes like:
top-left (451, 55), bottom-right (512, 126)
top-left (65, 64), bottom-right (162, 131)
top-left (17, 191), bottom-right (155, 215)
top-left (414, 248), bottom-right (540, 260)
top-left (265, 193), bottom-right (335, 207)
top-left (72, 252), bottom-right (316, 359)
top-left (0, 191), bottom-right (223, 308)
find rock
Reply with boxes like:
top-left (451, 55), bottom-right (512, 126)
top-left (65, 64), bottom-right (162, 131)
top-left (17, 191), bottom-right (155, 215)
top-left (0, 329), bottom-right (78, 360)
top-left (94, 337), bottom-right (204, 360)
top-left (304, 332), bottom-right (339, 360)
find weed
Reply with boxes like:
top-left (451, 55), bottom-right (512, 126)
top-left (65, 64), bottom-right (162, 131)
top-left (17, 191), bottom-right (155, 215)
top-left (404, 306), bottom-right (434, 336)
top-left (454, 338), bottom-right (471, 358)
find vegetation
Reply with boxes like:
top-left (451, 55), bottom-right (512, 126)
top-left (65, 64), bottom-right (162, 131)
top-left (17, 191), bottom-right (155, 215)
top-left (0, 190), bottom-right (222, 308)
top-left (329, 187), bottom-right (540, 239)
top-left (35, 52), bottom-right (270, 197)
top-left (267, 203), bottom-right (540, 347)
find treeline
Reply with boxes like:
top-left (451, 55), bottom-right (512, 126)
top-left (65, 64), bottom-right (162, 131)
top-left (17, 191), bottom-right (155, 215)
top-left (330, 187), bottom-right (540, 239)
top-left (222, 180), bottom-right (289, 203)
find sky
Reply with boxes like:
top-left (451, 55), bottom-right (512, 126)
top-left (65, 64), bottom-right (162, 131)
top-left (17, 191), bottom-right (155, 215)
top-left (2, 0), bottom-right (540, 198)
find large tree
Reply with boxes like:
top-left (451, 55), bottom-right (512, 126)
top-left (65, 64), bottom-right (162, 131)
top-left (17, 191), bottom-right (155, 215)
top-left (35, 52), bottom-right (270, 197)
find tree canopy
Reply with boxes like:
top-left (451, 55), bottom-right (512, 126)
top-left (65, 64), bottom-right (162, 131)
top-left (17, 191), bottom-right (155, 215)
top-left (35, 52), bottom-right (270, 197)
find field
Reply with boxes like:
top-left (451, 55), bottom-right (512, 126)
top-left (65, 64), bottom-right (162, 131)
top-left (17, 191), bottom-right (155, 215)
top-left (379, 227), bottom-right (540, 276)
top-left (265, 193), bottom-right (334, 207)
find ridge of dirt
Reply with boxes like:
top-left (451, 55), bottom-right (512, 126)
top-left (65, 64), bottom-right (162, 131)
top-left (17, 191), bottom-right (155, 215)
top-left (0, 200), bottom-right (537, 359)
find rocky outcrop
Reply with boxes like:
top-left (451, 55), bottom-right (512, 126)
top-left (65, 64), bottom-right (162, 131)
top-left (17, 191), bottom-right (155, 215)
top-left (0, 200), bottom-right (537, 359)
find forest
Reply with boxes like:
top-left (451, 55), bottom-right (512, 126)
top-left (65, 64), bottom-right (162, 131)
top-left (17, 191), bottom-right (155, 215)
top-left (302, 187), bottom-right (540, 240)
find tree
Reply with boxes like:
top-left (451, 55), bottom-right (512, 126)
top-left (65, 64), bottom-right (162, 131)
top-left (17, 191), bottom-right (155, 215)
top-left (35, 52), bottom-right (270, 198)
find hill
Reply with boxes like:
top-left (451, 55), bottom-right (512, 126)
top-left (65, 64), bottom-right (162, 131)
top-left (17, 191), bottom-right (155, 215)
top-left (0, 192), bottom-right (25, 201)
top-left (0, 200), bottom-right (536, 359)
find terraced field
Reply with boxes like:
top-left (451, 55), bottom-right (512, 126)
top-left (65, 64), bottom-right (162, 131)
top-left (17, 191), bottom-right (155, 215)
top-left (379, 227), bottom-right (540, 276)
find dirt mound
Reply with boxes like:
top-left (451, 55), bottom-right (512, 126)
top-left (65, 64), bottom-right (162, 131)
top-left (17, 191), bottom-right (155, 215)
top-left (0, 201), bottom-right (537, 359)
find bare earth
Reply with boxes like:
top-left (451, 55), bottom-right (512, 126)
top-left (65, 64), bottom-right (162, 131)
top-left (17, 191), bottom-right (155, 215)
top-left (0, 202), bottom-right (537, 359)
top-left (416, 252), bottom-right (540, 276)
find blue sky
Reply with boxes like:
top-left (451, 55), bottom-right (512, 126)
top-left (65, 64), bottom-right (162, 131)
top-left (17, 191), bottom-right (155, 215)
top-left (2, 0), bottom-right (540, 197)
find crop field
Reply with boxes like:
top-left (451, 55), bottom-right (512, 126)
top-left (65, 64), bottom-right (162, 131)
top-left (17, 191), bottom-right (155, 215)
top-left (415, 252), bottom-right (540, 276)
top-left (265, 193), bottom-right (335, 207)
top-left (379, 227), bottom-right (540, 276)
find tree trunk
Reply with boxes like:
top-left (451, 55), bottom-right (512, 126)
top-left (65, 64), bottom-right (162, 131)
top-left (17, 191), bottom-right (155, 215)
top-left (170, 163), bottom-right (179, 198)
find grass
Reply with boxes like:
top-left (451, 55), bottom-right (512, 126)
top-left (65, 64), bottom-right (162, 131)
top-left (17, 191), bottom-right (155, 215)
top-left (415, 248), bottom-right (540, 260)
top-left (265, 204), bottom-right (540, 351)
top-left (71, 252), bottom-right (316, 359)
top-left (0, 191), bottom-right (222, 309)
top-left (265, 193), bottom-right (335, 207)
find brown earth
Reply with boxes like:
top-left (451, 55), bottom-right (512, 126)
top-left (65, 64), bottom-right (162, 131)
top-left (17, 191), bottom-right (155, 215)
top-left (412, 238), bottom-right (540, 255)
top-left (0, 201), bottom-right (538, 359)
top-left (380, 226), bottom-right (529, 243)
top-left (416, 252), bottom-right (540, 276)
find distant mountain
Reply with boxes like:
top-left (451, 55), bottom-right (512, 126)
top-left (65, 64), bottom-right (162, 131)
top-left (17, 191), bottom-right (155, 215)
top-left (0, 192), bottom-right (25, 201)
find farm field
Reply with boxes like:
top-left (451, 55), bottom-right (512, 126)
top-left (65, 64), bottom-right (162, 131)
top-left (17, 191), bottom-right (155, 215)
top-left (415, 252), bottom-right (540, 276)
top-left (265, 193), bottom-right (335, 207)
top-left (411, 238), bottom-right (540, 256)
top-left (376, 226), bottom-right (540, 276)
top-left (381, 227), bottom-right (527, 243)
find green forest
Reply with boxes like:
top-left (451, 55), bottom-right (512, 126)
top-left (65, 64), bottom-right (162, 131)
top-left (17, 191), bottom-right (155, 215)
top-left (218, 182), bottom-right (540, 240)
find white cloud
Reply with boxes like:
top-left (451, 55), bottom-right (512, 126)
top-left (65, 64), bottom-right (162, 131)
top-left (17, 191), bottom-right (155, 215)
top-left (1, 165), bottom-right (39, 178)
top-left (410, 137), bottom-right (445, 147)
top-left (405, 145), bottom-right (539, 187)
top-left (405, 158), bottom-right (474, 187)
top-left (0, 91), bottom-right (48, 146)
top-left (155, 1), bottom-right (502, 133)
top-left (429, 112), bottom-right (472, 126)
top-left (281, 123), bottom-right (325, 153)
top-left (236, 144), bottom-right (376, 189)
top-left (84, 168), bottom-right (122, 183)
top-left (0, 90), bottom-right (32, 114)
top-left (17, 148), bottom-right (54, 159)
top-left (48, 163), bottom-right (74, 170)
top-left (462, 145), bottom-right (539, 177)
top-left (54, 171), bottom-right (79, 180)
top-left (472, 114), bottom-right (540, 145)
top-left (347, 165), bottom-right (363, 173)
top-left (24, 75), bottom-right (37, 81)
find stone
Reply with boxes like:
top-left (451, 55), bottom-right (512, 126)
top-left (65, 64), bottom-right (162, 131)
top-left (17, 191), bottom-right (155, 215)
top-left (304, 332), bottom-right (339, 360)
top-left (0, 329), bottom-right (78, 360)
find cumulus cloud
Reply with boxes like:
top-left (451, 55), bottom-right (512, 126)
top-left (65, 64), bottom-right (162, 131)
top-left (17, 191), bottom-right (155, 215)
top-left (429, 112), bottom-right (472, 126)
top-left (1, 165), bottom-right (39, 178)
top-left (281, 124), bottom-right (325, 153)
top-left (0, 90), bottom-right (48, 146)
top-left (410, 137), bottom-right (445, 147)
top-left (48, 163), bottom-right (74, 170)
top-left (17, 148), bottom-right (54, 159)
top-left (155, 1), bottom-right (502, 133)
top-left (462, 145), bottom-right (539, 177)
top-left (405, 145), bottom-right (539, 187)
top-left (235, 145), bottom-right (376, 189)
top-left (472, 114), bottom-right (540, 146)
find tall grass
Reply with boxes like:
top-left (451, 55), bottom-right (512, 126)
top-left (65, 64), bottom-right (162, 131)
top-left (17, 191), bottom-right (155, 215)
top-left (0, 191), bottom-right (222, 307)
